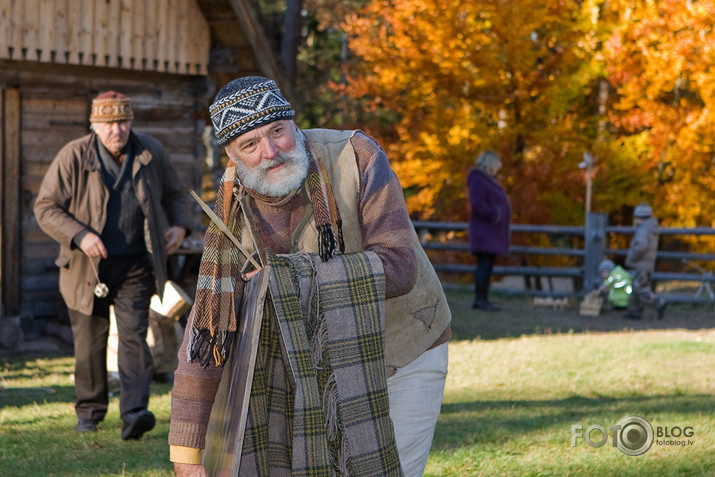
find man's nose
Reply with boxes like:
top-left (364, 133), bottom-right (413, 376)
top-left (258, 136), bottom-right (278, 158)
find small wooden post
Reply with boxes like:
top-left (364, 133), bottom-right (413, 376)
top-left (2, 88), bottom-right (22, 316)
top-left (584, 212), bottom-right (607, 293)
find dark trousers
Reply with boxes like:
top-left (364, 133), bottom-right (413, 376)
top-left (473, 252), bottom-right (496, 301)
top-left (627, 269), bottom-right (657, 316)
top-left (68, 253), bottom-right (155, 421)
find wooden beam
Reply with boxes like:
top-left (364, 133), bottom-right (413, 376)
top-left (78, 0), bottom-right (97, 66)
top-left (2, 88), bottom-right (21, 316)
top-left (53, 0), bottom-right (70, 63)
top-left (225, 0), bottom-right (294, 102)
top-left (0, 87), bottom-right (3, 315)
top-left (0, 0), bottom-right (10, 60)
top-left (166, 0), bottom-right (178, 73)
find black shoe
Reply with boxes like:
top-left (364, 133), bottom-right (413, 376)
top-left (121, 409), bottom-right (155, 441)
top-left (75, 419), bottom-right (99, 433)
top-left (623, 312), bottom-right (641, 320)
top-left (473, 300), bottom-right (500, 311)
top-left (656, 299), bottom-right (667, 320)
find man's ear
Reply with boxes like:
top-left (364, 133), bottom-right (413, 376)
top-left (225, 148), bottom-right (239, 165)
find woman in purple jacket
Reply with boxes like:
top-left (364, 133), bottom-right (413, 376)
top-left (467, 150), bottom-right (511, 311)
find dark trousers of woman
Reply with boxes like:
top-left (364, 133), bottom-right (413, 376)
top-left (67, 253), bottom-right (155, 422)
top-left (473, 252), bottom-right (496, 306)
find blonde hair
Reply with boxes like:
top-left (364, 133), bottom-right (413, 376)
top-left (475, 150), bottom-right (502, 176)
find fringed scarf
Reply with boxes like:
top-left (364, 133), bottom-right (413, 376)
top-left (188, 133), bottom-right (345, 367)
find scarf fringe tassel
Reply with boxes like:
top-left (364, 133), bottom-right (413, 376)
top-left (336, 219), bottom-right (345, 254)
top-left (324, 372), bottom-right (352, 476)
top-left (317, 224), bottom-right (337, 262)
top-left (188, 327), bottom-right (235, 367)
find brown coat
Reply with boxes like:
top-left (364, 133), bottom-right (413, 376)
top-left (34, 131), bottom-right (191, 315)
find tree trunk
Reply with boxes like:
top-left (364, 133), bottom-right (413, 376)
top-left (281, 0), bottom-right (303, 85)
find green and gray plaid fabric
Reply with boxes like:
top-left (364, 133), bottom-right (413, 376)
top-left (239, 251), bottom-right (403, 476)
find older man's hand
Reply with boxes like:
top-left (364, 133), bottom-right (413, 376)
top-left (173, 462), bottom-right (208, 477)
top-left (164, 226), bottom-right (187, 255)
top-left (79, 232), bottom-right (108, 259)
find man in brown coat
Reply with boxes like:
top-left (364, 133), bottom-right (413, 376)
top-left (34, 91), bottom-right (190, 439)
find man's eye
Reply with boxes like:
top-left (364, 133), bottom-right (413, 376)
top-left (241, 142), bottom-right (257, 152)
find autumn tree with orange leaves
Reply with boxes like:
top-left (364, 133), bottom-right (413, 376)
top-left (335, 0), bottom-right (713, 229)
top-left (602, 0), bottom-right (714, 227)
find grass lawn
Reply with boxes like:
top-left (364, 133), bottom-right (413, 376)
top-left (1, 288), bottom-right (713, 476)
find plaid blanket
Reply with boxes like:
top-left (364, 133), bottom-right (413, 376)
top-left (239, 251), bottom-right (403, 477)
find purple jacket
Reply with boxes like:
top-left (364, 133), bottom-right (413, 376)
top-left (467, 168), bottom-right (511, 256)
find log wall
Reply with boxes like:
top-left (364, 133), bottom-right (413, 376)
top-left (1, 64), bottom-right (208, 319)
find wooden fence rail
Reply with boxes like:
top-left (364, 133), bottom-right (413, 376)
top-left (414, 213), bottom-right (715, 304)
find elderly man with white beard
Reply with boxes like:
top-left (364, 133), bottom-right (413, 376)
top-left (168, 76), bottom-right (451, 477)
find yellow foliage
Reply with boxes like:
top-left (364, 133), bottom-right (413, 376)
top-left (337, 0), bottom-right (713, 230)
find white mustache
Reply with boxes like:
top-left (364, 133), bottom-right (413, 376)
top-left (255, 154), bottom-right (291, 173)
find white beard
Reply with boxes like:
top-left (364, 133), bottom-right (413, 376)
top-left (234, 136), bottom-right (309, 197)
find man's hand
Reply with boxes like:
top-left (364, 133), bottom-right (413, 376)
top-left (173, 462), bottom-right (208, 477)
top-left (79, 232), bottom-right (108, 259)
top-left (165, 226), bottom-right (187, 255)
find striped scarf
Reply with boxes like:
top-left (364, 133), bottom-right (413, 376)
top-left (188, 134), bottom-right (345, 367)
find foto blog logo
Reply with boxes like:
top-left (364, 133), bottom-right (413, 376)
top-left (571, 415), bottom-right (695, 456)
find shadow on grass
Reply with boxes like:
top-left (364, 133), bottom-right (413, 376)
top-left (446, 288), bottom-right (715, 341)
top-left (435, 393), bottom-right (712, 448)
top-left (4, 418), bottom-right (174, 477)
top-left (0, 384), bottom-right (76, 409)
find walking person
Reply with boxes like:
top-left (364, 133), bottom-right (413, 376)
top-left (467, 150), bottom-right (511, 311)
top-left (624, 203), bottom-right (667, 319)
top-left (34, 91), bottom-right (191, 439)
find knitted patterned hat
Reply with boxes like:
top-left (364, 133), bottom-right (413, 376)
top-left (209, 76), bottom-right (295, 147)
top-left (89, 91), bottom-right (134, 122)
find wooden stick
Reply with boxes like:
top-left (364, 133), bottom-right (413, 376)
top-left (189, 190), bottom-right (262, 270)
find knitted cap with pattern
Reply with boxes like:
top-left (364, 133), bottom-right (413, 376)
top-left (209, 76), bottom-right (295, 147)
top-left (90, 91), bottom-right (134, 123)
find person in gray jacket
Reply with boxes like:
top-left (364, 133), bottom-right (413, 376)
top-left (34, 91), bottom-right (191, 439)
top-left (624, 203), bottom-right (667, 319)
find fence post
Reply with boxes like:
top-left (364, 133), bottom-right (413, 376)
top-left (584, 212), bottom-right (607, 292)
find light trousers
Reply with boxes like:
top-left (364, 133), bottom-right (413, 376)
top-left (387, 342), bottom-right (449, 477)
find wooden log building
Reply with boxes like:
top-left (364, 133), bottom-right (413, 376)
top-left (0, 0), bottom-right (289, 334)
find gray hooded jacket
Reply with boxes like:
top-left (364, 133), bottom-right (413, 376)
top-left (625, 217), bottom-right (660, 273)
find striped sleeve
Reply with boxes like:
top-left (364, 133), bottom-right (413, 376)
top-left (351, 132), bottom-right (417, 298)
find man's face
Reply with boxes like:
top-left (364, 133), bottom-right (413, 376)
top-left (225, 120), bottom-right (309, 197)
top-left (93, 120), bottom-right (131, 157)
